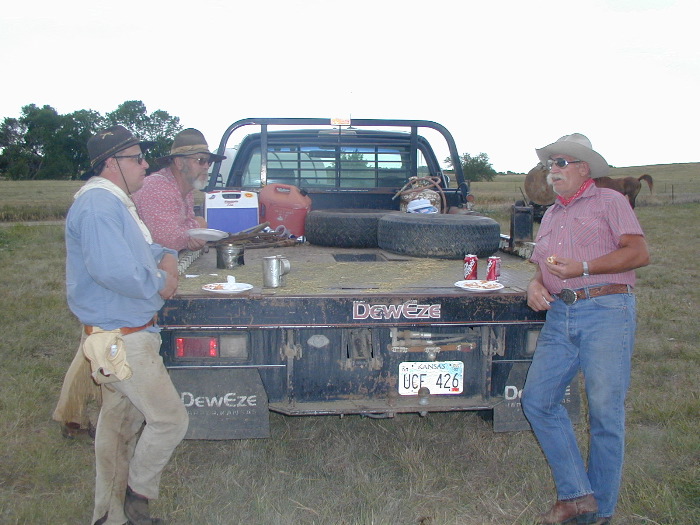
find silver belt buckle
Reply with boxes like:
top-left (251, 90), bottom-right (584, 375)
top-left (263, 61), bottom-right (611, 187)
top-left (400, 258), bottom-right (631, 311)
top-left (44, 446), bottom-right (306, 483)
top-left (559, 288), bottom-right (578, 305)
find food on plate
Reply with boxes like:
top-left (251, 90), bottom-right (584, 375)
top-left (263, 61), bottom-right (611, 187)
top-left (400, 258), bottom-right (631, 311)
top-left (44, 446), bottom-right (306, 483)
top-left (546, 254), bottom-right (557, 264)
top-left (454, 279), bottom-right (505, 291)
top-left (467, 280), bottom-right (503, 289)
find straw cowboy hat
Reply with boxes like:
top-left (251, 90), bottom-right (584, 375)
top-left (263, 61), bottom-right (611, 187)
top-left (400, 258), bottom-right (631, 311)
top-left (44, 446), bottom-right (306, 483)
top-left (157, 128), bottom-right (226, 162)
top-left (536, 133), bottom-right (609, 179)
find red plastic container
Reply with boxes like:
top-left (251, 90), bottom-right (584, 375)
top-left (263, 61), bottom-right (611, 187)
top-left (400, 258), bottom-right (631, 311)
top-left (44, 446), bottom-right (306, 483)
top-left (259, 183), bottom-right (312, 237)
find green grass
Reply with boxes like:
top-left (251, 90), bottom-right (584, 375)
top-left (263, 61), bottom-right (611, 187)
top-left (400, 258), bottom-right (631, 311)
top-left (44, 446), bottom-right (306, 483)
top-left (1, 173), bottom-right (699, 524)
top-left (0, 180), bottom-right (84, 221)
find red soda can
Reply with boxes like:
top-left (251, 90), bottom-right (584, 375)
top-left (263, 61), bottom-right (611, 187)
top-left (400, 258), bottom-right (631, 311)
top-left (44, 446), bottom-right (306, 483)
top-left (463, 254), bottom-right (478, 280)
top-left (486, 256), bottom-right (501, 281)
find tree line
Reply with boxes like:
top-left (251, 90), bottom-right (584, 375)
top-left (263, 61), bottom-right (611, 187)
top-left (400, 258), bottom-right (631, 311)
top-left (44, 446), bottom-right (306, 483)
top-left (0, 101), bottom-right (182, 180)
top-left (445, 152), bottom-right (500, 182)
top-left (0, 101), bottom-right (501, 182)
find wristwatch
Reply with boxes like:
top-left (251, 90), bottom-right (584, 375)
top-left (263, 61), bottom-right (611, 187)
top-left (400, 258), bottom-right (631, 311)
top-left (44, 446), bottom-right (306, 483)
top-left (582, 261), bottom-right (590, 277)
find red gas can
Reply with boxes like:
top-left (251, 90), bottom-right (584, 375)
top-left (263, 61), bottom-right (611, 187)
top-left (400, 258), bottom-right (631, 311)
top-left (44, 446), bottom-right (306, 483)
top-left (259, 183), bottom-right (312, 237)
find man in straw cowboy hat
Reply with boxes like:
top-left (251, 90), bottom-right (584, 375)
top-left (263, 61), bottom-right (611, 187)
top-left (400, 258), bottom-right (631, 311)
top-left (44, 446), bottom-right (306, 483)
top-left (57, 124), bottom-right (188, 524)
top-left (133, 128), bottom-right (225, 252)
top-left (522, 133), bottom-right (649, 524)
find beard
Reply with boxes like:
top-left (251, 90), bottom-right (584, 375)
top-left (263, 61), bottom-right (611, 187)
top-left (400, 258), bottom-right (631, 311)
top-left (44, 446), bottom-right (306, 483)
top-left (192, 177), bottom-right (207, 191)
top-left (181, 162), bottom-right (209, 191)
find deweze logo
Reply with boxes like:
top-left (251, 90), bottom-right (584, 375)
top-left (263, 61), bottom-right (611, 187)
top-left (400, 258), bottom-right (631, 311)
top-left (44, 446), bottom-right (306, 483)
top-left (181, 392), bottom-right (257, 408)
top-left (352, 300), bottom-right (441, 320)
top-left (504, 384), bottom-right (572, 401)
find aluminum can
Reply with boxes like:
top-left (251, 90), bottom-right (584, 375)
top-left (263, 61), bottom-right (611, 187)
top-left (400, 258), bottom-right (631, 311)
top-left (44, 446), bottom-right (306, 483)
top-left (463, 254), bottom-right (478, 280)
top-left (486, 256), bottom-right (501, 281)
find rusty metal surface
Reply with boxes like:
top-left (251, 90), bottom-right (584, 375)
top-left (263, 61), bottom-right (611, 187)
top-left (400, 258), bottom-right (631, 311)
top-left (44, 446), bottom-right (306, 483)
top-left (176, 243), bottom-right (535, 298)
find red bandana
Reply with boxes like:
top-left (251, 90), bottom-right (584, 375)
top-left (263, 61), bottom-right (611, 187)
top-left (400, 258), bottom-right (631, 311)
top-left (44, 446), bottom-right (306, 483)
top-left (557, 178), bottom-right (594, 206)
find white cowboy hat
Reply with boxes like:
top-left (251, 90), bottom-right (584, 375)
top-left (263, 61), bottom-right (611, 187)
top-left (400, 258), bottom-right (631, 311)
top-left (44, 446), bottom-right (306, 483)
top-left (536, 133), bottom-right (609, 179)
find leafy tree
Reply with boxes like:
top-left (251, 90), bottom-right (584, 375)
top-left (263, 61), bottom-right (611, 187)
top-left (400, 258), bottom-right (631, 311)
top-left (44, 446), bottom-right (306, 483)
top-left (106, 101), bottom-right (182, 160)
top-left (445, 152), bottom-right (498, 182)
top-left (0, 117), bottom-right (33, 179)
top-left (0, 104), bottom-right (65, 180)
top-left (62, 109), bottom-right (106, 177)
top-left (0, 101), bottom-right (181, 180)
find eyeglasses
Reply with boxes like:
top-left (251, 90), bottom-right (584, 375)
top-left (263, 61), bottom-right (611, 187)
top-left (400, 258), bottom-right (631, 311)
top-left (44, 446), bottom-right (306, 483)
top-left (186, 155), bottom-right (213, 166)
top-left (114, 152), bottom-right (146, 165)
top-left (546, 158), bottom-right (583, 170)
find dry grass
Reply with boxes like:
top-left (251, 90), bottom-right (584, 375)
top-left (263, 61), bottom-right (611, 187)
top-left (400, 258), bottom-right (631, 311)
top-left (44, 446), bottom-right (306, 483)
top-left (0, 167), bottom-right (698, 524)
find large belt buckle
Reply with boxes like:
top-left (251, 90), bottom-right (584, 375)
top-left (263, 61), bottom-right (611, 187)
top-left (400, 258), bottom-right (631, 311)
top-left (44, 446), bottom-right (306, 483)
top-left (559, 288), bottom-right (578, 305)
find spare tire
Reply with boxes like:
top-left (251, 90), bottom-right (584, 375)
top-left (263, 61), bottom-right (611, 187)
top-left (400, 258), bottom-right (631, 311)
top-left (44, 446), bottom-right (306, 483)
top-left (377, 213), bottom-right (501, 259)
top-left (305, 209), bottom-right (400, 248)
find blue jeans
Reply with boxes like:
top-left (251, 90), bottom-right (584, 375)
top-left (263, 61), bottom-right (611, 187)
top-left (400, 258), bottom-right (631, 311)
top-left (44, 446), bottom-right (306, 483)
top-left (522, 292), bottom-right (636, 518)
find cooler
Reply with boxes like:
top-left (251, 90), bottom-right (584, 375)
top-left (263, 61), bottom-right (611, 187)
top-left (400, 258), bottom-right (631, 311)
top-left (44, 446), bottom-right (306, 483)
top-left (259, 183), bottom-right (312, 237)
top-left (204, 190), bottom-right (259, 234)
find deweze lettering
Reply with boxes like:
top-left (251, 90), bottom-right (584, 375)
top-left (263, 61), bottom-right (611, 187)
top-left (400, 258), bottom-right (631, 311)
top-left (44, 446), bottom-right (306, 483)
top-left (504, 384), bottom-right (571, 401)
top-left (352, 300), bottom-right (441, 320)
top-left (181, 392), bottom-right (257, 408)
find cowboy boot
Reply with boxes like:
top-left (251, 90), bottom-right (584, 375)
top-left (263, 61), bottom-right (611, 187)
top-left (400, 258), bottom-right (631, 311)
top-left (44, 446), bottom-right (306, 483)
top-left (124, 485), bottom-right (165, 525)
top-left (536, 493), bottom-right (598, 524)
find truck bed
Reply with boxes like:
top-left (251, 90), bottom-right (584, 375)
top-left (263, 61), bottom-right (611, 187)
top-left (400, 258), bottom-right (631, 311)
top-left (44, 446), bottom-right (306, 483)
top-left (175, 243), bottom-right (536, 298)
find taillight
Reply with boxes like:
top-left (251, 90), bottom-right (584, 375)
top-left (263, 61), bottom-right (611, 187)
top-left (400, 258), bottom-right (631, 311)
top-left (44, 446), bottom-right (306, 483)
top-left (175, 337), bottom-right (219, 358)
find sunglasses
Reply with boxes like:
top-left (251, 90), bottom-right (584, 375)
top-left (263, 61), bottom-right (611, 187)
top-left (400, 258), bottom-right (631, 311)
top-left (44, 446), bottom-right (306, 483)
top-left (546, 158), bottom-right (583, 170)
top-left (186, 155), bottom-right (213, 166)
top-left (113, 152), bottom-right (146, 165)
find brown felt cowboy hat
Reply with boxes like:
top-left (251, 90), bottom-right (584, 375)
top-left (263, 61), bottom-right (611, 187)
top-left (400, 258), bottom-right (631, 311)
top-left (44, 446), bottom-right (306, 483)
top-left (82, 125), bottom-right (155, 179)
top-left (157, 128), bottom-right (226, 162)
top-left (536, 133), bottom-right (609, 179)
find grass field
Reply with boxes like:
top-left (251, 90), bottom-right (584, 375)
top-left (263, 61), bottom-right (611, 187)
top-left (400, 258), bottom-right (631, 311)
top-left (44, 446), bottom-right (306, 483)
top-left (0, 166), bottom-right (698, 524)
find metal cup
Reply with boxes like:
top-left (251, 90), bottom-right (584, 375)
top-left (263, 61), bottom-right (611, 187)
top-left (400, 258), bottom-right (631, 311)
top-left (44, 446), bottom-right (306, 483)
top-left (262, 255), bottom-right (290, 288)
top-left (216, 244), bottom-right (245, 269)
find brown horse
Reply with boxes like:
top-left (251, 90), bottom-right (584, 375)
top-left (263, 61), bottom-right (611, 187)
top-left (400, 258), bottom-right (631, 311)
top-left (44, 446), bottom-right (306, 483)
top-left (594, 174), bottom-right (653, 208)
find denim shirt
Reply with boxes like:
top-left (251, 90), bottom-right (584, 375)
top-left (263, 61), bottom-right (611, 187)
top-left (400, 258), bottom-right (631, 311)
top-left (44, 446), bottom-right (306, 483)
top-left (65, 188), bottom-right (176, 330)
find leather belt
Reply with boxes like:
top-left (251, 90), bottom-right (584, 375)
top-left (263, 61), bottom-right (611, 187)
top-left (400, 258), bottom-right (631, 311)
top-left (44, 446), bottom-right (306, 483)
top-left (84, 316), bottom-right (156, 336)
top-left (557, 284), bottom-right (631, 306)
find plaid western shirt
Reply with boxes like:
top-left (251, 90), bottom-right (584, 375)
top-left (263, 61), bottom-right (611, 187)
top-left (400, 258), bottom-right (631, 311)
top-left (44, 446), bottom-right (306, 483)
top-left (531, 183), bottom-right (645, 294)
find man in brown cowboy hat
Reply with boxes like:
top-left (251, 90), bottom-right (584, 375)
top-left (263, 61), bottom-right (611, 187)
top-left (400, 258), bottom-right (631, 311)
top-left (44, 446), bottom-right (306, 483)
top-left (133, 128), bottom-right (226, 252)
top-left (55, 124), bottom-right (188, 525)
top-left (522, 133), bottom-right (649, 525)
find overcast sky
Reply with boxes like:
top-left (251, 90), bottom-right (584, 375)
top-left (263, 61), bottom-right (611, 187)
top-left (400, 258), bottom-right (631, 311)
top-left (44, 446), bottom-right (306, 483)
top-left (2, 0), bottom-right (697, 174)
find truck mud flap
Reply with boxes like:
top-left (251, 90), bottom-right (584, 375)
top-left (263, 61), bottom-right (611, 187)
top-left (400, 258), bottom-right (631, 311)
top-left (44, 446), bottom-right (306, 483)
top-left (491, 362), bottom-right (581, 432)
top-left (169, 368), bottom-right (270, 440)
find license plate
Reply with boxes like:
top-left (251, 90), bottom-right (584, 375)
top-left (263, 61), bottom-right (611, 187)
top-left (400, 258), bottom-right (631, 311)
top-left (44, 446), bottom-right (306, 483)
top-left (398, 361), bottom-right (463, 395)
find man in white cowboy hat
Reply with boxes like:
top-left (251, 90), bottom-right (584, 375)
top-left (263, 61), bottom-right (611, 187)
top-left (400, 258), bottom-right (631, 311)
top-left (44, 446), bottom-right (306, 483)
top-left (59, 124), bottom-right (189, 525)
top-left (133, 128), bottom-right (226, 252)
top-left (522, 133), bottom-right (650, 525)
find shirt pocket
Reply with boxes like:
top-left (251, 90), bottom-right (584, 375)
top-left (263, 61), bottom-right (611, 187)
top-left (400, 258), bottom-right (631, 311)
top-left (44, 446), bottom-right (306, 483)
top-left (572, 216), bottom-right (601, 246)
top-left (534, 224), bottom-right (553, 257)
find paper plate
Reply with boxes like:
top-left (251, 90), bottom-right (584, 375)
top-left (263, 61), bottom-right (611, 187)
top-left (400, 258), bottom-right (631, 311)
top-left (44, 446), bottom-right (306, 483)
top-left (187, 228), bottom-right (228, 241)
top-left (202, 282), bottom-right (254, 294)
top-left (454, 280), bottom-right (504, 292)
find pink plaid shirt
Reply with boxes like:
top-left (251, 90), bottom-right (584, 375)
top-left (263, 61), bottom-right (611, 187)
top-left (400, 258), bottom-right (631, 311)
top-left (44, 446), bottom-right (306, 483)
top-left (133, 167), bottom-right (200, 251)
top-left (531, 183), bottom-right (645, 294)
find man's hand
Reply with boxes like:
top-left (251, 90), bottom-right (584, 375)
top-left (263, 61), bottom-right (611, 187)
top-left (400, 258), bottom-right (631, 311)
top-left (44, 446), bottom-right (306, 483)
top-left (544, 256), bottom-right (584, 280)
top-left (186, 236), bottom-right (207, 251)
top-left (527, 268), bottom-right (554, 311)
